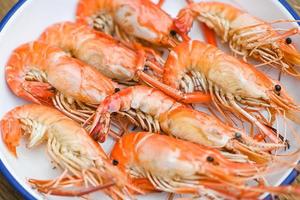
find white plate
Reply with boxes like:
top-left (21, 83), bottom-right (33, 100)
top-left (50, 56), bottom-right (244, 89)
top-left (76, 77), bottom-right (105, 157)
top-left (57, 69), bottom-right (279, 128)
top-left (0, 0), bottom-right (300, 199)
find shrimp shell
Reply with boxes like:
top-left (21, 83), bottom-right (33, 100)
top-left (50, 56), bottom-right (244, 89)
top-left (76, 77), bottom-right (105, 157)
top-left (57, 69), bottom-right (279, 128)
top-left (0, 104), bottom-right (138, 199)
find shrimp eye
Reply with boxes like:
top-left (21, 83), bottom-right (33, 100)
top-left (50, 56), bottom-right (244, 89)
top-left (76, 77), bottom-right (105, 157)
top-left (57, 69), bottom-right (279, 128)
top-left (143, 65), bottom-right (149, 71)
top-left (112, 159), bottom-right (119, 166)
top-left (285, 37), bottom-right (292, 44)
top-left (234, 132), bottom-right (242, 139)
top-left (170, 30), bottom-right (177, 36)
top-left (206, 156), bottom-right (214, 162)
top-left (274, 84), bottom-right (281, 92)
top-left (114, 88), bottom-right (120, 93)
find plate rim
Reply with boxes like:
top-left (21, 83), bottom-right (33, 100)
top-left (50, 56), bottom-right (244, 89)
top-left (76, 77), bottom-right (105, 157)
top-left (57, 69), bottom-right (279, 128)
top-left (0, 1), bottom-right (36, 199)
top-left (0, 0), bottom-right (299, 200)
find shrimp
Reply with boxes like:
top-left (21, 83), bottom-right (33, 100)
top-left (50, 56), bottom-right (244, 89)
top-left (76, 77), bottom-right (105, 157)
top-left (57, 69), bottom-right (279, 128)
top-left (111, 132), bottom-right (300, 199)
top-left (184, 0), bottom-right (217, 47)
top-left (90, 85), bottom-right (286, 164)
top-left (175, 1), bottom-right (300, 77)
top-left (76, 0), bottom-right (184, 48)
top-left (5, 41), bottom-right (117, 124)
top-left (142, 40), bottom-right (300, 144)
top-left (38, 22), bottom-right (164, 85)
top-left (0, 104), bottom-right (139, 199)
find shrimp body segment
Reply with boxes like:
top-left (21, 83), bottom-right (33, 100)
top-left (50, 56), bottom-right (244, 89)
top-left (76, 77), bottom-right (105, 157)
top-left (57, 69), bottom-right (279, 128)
top-left (111, 132), bottom-right (300, 199)
top-left (175, 2), bottom-right (300, 76)
top-left (143, 40), bottom-right (300, 144)
top-left (39, 22), bottom-right (144, 83)
top-left (76, 0), bottom-right (182, 47)
top-left (5, 41), bottom-right (116, 123)
top-left (39, 22), bottom-right (165, 86)
top-left (0, 104), bottom-right (136, 199)
top-left (91, 86), bottom-right (284, 163)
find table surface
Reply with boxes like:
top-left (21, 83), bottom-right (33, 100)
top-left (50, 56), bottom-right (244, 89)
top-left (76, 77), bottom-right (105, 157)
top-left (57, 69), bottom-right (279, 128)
top-left (1, 1), bottom-right (300, 200)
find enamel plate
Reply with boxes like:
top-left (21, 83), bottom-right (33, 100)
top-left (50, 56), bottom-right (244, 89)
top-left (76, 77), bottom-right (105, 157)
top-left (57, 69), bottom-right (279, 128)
top-left (0, 0), bottom-right (300, 199)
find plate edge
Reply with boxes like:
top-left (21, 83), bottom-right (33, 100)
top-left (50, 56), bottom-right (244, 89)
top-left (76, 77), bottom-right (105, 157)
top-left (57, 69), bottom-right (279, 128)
top-left (260, 2), bottom-right (300, 200)
top-left (279, 0), bottom-right (300, 22)
top-left (0, 2), bottom-right (37, 200)
top-left (0, 1), bottom-right (299, 200)
top-left (0, 0), bottom-right (28, 31)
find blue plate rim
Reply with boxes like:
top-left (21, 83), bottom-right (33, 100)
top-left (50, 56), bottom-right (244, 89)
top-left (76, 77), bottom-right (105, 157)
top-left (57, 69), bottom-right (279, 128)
top-left (0, 2), bottom-right (37, 200)
top-left (279, 0), bottom-right (300, 24)
top-left (265, 1), bottom-right (300, 199)
top-left (0, 0), bottom-right (299, 200)
top-left (0, 0), bottom-right (27, 32)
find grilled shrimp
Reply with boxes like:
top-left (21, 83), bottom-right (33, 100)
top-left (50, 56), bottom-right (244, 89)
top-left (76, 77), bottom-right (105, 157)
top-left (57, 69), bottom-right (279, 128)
top-left (111, 132), bottom-right (300, 199)
top-left (76, 0), bottom-right (183, 47)
top-left (144, 40), bottom-right (300, 144)
top-left (5, 41), bottom-right (117, 124)
top-left (39, 22), bottom-right (164, 84)
top-left (91, 85), bottom-right (285, 163)
top-left (175, 1), bottom-right (300, 77)
top-left (0, 104), bottom-right (139, 199)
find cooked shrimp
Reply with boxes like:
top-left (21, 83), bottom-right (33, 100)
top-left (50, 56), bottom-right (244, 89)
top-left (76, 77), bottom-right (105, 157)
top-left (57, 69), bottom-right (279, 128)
top-left (39, 22), bottom-right (164, 84)
top-left (5, 41), bottom-right (117, 124)
top-left (111, 132), bottom-right (300, 199)
top-left (91, 85), bottom-right (285, 163)
top-left (175, 1), bottom-right (300, 77)
top-left (76, 0), bottom-right (183, 47)
top-left (0, 104), bottom-right (139, 199)
top-left (143, 40), bottom-right (300, 143)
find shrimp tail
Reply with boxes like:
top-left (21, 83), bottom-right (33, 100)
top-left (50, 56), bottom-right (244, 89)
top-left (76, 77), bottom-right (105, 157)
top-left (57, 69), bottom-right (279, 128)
top-left (8, 81), bottom-right (54, 105)
top-left (0, 114), bottom-right (22, 157)
top-left (90, 93), bottom-right (125, 143)
top-left (90, 110), bottom-right (111, 143)
top-left (21, 81), bottom-right (54, 105)
top-left (174, 7), bottom-right (195, 38)
top-left (184, 0), bottom-right (217, 46)
top-left (5, 42), bottom-right (56, 105)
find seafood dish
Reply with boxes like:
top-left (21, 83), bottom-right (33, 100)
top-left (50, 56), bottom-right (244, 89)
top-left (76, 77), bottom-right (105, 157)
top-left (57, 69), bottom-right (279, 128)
top-left (1, 0), bottom-right (300, 200)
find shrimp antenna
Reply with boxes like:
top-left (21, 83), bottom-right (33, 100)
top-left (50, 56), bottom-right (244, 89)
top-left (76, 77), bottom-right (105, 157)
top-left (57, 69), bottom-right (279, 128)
top-left (45, 181), bottom-right (115, 196)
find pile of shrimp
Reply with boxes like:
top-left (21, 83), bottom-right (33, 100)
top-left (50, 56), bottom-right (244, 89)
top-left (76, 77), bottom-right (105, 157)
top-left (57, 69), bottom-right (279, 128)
top-left (2, 0), bottom-right (300, 199)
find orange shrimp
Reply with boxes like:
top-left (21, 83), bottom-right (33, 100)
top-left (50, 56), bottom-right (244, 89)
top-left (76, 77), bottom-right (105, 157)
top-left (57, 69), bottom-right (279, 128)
top-left (5, 41), bottom-right (117, 124)
top-left (38, 22), bottom-right (164, 84)
top-left (91, 85), bottom-right (285, 164)
top-left (76, 0), bottom-right (184, 47)
top-left (175, 1), bottom-right (300, 77)
top-left (185, 0), bottom-right (217, 47)
top-left (0, 104), bottom-right (139, 199)
top-left (142, 40), bottom-right (300, 144)
top-left (111, 132), bottom-right (300, 199)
